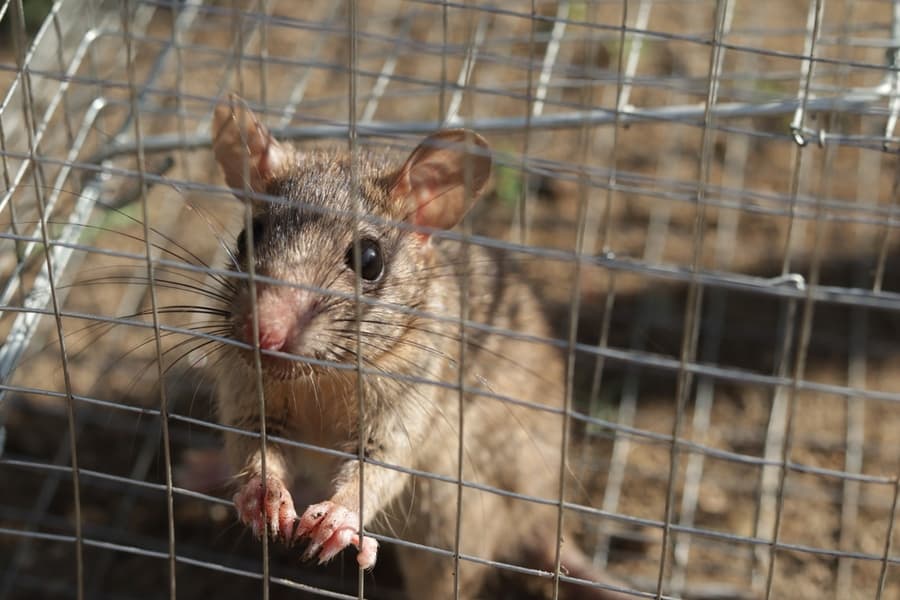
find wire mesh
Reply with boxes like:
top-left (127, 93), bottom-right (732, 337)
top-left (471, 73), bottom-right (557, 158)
top-left (1, 0), bottom-right (899, 598)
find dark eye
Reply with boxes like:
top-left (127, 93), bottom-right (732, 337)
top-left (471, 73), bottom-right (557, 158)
top-left (237, 216), bottom-right (265, 254)
top-left (345, 238), bottom-right (384, 282)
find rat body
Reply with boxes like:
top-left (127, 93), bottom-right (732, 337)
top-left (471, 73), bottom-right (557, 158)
top-left (210, 98), bottom-right (631, 599)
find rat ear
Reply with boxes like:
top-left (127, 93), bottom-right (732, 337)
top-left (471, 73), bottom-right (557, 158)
top-left (212, 94), bottom-right (295, 196)
top-left (390, 129), bottom-right (491, 233)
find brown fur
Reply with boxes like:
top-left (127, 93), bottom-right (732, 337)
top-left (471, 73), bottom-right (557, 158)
top-left (210, 99), bottom-right (632, 599)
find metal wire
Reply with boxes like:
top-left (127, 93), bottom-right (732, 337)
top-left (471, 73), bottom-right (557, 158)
top-left (2, 1), bottom-right (900, 599)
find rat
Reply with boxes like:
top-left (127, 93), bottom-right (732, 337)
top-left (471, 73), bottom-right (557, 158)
top-left (208, 96), bottom-right (634, 600)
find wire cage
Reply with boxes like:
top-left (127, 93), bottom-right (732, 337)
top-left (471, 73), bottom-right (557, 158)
top-left (1, 0), bottom-right (900, 598)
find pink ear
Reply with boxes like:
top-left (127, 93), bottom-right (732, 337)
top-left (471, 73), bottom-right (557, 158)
top-left (390, 129), bottom-right (491, 233)
top-left (212, 95), bottom-right (294, 195)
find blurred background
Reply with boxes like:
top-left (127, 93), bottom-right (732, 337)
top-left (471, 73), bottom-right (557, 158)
top-left (1, 1), bottom-right (899, 598)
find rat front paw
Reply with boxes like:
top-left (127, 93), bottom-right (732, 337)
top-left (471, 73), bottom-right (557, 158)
top-left (294, 500), bottom-right (379, 569)
top-left (233, 475), bottom-right (298, 542)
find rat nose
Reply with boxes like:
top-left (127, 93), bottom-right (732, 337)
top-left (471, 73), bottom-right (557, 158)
top-left (244, 320), bottom-right (287, 352)
top-left (241, 284), bottom-right (316, 354)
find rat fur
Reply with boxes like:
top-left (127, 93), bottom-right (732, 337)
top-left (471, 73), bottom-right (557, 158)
top-left (209, 96), bottom-right (633, 599)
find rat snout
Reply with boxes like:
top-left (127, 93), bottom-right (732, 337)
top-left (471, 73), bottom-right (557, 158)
top-left (240, 284), bottom-right (317, 354)
top-left (244, 317), bottom-right (287, 352)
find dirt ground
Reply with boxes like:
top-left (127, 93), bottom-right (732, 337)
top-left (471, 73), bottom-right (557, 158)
top-left (1, 1), bottom-right (899, 599)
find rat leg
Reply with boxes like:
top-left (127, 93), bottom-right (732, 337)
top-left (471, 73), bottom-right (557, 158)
top-left (224, 426), bottom-right (298, 543)
top-left (295, 500), bottom-right (378, 567)
top-left (233, 473), bottom-right (299, 542)
top-left (292, 429), bottom-right (413, 568)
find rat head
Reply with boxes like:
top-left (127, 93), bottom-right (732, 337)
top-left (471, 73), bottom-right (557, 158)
top-left (212, 97), bottom-right (491, 379)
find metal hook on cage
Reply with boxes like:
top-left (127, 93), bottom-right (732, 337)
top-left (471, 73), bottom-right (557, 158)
top-left (790, 125), bottom-right (808, 148)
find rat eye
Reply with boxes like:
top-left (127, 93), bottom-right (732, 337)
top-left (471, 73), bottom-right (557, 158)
top-left (345, 238), bottom-right (384, 282)
top-left (237, 216), bottom-right (265, 255)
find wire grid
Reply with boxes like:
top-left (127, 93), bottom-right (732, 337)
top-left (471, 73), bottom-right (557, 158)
top-left (1, 0), bottom-right (900, 598)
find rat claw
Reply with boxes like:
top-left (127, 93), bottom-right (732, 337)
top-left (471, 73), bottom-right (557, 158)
top-left (287, 517), bottom-right (300, 547)
top-left (295, 500), bottom-right (376, 567)
top-left (300, 511), bottom-right (346, 561)
top-left (355, 535), bottom-right (378, 570)
top-left (233, 475), bottom-right (298, 544)
top-left (294, 502), bottom-right (327, 540)
top-left (318, 528), bottom-right (355, 564)
top-left (301, 540), bottom-right (323, 563)
top-left (299, 525), bottom-right (325, 561)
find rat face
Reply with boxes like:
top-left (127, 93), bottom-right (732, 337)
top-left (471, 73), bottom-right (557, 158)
top-left (227, 154), bottom-right (426, 379)
top-left (212, 97), bottom-right (491, 381)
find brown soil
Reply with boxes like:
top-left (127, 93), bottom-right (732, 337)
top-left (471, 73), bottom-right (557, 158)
top-left (1, 1), bottom-right (898, 599)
